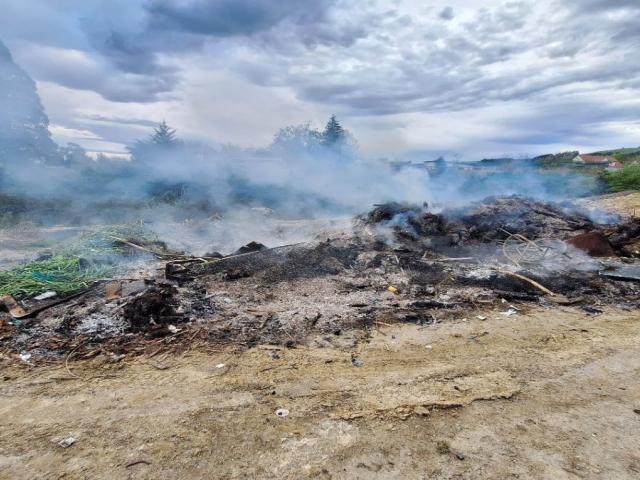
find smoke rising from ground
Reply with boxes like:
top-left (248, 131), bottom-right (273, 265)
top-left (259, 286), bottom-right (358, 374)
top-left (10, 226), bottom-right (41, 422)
top-left (0, 39), bottom-right (610, 254)
top-left (0, 136), bottom-right (608, 254)
top-left (1, 121), bottom-right (609, 251)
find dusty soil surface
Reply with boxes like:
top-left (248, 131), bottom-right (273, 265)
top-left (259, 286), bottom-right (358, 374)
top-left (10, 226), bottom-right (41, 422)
top-left (1, 306), bottom-right (639, 479)
top-left (581, 191), bottom-right (640, 218)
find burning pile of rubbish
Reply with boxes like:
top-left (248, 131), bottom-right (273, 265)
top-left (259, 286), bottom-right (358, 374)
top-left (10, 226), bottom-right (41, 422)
top-left (1, 195), bottom-right (639, 359)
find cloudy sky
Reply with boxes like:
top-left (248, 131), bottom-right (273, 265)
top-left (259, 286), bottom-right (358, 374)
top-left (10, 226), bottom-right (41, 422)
top-left (2, 0), bottom-right (639, 159)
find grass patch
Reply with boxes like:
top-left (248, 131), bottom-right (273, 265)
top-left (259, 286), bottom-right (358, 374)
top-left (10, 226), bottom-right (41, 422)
top-left (0, 224), bottom-right (163, 298)
top-left (72, 224), bottom-right (163, 257)
top-left (0, 255), bottom-right (112, 298)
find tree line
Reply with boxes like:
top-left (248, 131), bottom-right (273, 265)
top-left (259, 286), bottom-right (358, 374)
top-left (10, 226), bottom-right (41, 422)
top-left (128, 115), bottom-right (355, 163)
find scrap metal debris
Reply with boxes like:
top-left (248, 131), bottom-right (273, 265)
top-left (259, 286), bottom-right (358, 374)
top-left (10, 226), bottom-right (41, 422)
top-left (601, 265), bottom-right (640, 282)
top-left (567, 231), bottom-right (616, 257)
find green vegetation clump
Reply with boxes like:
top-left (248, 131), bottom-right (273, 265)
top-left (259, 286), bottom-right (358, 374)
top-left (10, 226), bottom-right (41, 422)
top-left (0, 255), bottom-right (111, 298)
top-left (0, 225), bottom-right (161, 298)
top-left (72, 225), bottom-right (161, 257)
top-left (606, 163), bottom-right (640, 192)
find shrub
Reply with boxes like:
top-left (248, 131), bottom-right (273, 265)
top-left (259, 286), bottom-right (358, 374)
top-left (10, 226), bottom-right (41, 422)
top-left (606, 163), bottom-right (640, 192)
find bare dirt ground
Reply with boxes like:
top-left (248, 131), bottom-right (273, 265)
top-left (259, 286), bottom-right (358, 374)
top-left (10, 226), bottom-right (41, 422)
top-left (581, 191), bottom-right (640, 218)
top-left (1, 306), bottom-right (639, 479)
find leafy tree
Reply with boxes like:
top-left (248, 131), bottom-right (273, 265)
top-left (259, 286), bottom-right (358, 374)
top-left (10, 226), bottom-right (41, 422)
top-left (0, 40), bottom-right (60, 165)
top-left (271, 123), bottom-right (323, 153)
top-left (270, 117), bottom-right (358, 157)
top-left (321, 115), bottom-right (345, 147)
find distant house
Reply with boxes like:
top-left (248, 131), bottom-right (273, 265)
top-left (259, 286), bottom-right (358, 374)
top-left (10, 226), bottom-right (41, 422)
top-left (606, 160), bottom-right (623, 171)
top-left (572, 154), bottom-right (615, 165)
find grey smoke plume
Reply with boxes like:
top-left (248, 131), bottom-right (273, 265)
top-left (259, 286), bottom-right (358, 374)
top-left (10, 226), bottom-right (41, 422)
top-left (0, 40), bottom-right (608, 254)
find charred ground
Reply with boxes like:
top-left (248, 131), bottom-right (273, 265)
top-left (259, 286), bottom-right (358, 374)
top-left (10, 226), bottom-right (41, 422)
top-left (1, 195), bottom-right (640, 361)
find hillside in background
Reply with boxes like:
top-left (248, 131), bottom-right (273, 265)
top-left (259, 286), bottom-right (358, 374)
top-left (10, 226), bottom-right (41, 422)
top-left (531, 151), bottom-right (579, 168)
top-left (593, 147), bottom-right (640, 165)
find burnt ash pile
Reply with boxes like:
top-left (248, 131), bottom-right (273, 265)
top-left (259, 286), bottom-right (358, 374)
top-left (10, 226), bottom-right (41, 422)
top-left (2, 196), bottom-right (640, 358)
top-left (123, 283), bottom-right (182, 333)
top-left (367, 196), bottom-right (597, 252)
top-left (362, 196), bottom-right (640, 298)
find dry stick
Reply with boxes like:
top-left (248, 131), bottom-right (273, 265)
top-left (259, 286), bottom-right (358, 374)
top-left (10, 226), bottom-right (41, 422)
top-left (65, 342), bottom-right (86, 380)
top-left (147, 345), bottom-right (165, 358)
top-left (435, 257), bottom-right (476, 262)
top-left (108, 236), bottom-right (160, 255)
top-left (183, 327), bottom-right (203, 353)
top-left (493, 268), bottom-right (556, 296)
top-left (110, 235), bottom-right (207, 263)
top-left (108, 236), bottom-right (197, 260)
top-left (374, 321), bottom-right (392, 326)
top-left (167, 258), bottom-right (208, 264)
top-left (501, 230), bottom-right (549, 267)
top-left (501, 236), bottom-right (521, 268)
top-left (203, 241), bottom-right (306, 265)
top-left (186, 327), bottom-right (202, 343)
top-left (165, 241), bottom-right (307, 274)
top-left (125, 460), bottom-right (151, 469)
top-left (420, 251), bottom-right (477, 263)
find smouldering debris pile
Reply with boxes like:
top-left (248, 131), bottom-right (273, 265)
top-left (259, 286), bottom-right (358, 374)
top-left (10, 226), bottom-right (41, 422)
top-left (2, 196), bottom-right (640, 359)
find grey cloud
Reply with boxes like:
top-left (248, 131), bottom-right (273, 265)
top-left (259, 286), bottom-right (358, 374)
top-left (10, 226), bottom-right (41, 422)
top-left (4, 0), bottom-right (640, 157)
top-left (489, 98), bottom-right (640, 148)
top-left (572, 0), bottom-right (640, 11)
top-left (97, 0), bottom-right (340, 68)
top-left (0, 0), bottom-right (179, 102)
top-left (467, 2), bottom-right (531, 38)
top-left (82, 115), bottom-right (158, 129)
top-left (264, 0), bottom-right (640, 120)
top-left (611, 16), bottom-right (640, 42)
top-left (15, 43), bottom-right (178, 103)
top-left (439, 7), bottom-right (454, 21)
top-left (146, 0), bottom-right (334, 37)
top-left (76, 0), bottom-right (351, 101)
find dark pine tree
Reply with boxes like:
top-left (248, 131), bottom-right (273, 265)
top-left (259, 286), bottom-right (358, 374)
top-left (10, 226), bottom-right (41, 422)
top-left (322, 115), bottom-right (346, 148)
top-left (150, 121), bottom-right (178, 146)
top-left (128, 121), bottom-right (181, 162)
